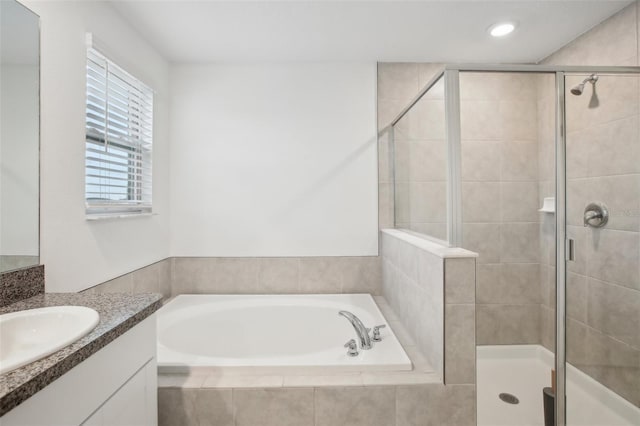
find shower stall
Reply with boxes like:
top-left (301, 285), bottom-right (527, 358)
top-left (381, 65), bottom-right (640, 426)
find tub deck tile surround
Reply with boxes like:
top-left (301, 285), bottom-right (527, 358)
top-left (158, 384), bottom-right (476, 426)
top-left (157, 296), bottom-right (474, 425)
top-left (0, 292), bottom-right (163, 416)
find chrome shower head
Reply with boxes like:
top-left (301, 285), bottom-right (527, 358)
top-left (570, 74), bottom-right (599, 96)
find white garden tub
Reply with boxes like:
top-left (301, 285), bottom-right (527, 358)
top-left (157, 294), bottom-right (412, 374)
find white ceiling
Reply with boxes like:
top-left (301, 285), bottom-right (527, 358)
top-left (112, 0), bottom-right (632, 64)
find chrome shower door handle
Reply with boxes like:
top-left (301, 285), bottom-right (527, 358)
top-left (583, 202), bottom-right (609, 228)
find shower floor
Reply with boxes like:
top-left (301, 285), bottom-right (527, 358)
top-left (477, 345), bottom-right (640, 426)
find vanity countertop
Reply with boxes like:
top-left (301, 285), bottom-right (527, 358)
top-left (0, 292), bottom-right (163, 416)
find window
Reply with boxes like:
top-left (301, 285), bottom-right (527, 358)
top-left (85, 48), bottom-right (153, 216)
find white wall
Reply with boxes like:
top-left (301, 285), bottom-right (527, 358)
top-left (0, 65), bottom-right (39, 256)
top-left (169, 63), bottom-right (378, 257)
top-left (22, 0), bottom-right (171, 292)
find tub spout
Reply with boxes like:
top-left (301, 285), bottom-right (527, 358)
top-left (338, 311), bottom-right (372, 350)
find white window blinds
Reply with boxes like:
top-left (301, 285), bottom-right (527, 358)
top-left (85, 48), bottom-right (153, 216)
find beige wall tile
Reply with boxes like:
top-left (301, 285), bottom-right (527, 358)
top-left (444, 258), bottom-right (475, 304)
top-left (409, 223), bottom-right (447, 241)
top-left (394, 182), bottom-right (410, 224)
top-left (258, 258), bottom-right (299, 294)
top-left (477, 263), bottom-right (540, 304)
top-left (501, 141), bottom-right (538, 181)
top-left (462, 182), bottom-right (500, 223)
top-left (379, 183), bottom-right (394, 229)
top-left (209, 258), bottom-right (259, 294)
top-left (585, 228), bottom-right (639, 290)
top-left (587, 277), bottom-right (640, 349)
top-left (396, 384), bottom-right (476, 426)
top-left (378, 130), bottom-right (393, 184)
top-left (583, 326), bottom-right (640, 406)
top-left (588, 174), bottom-right (640, 232)
top-left (158, 259), bottom-right (172, 298)
top-left (233, 388), bottom-right (314, 426)
top-left (299, 257), bottom-right (342, 293)
top-left (172, 257), bottom-right (212, 294)
top-left (588, 116), bottom-right (639, 177)
top-left (132, 263), bottom-right (159, 294)
top-left (461, 141), bottom-right (501, 182)
top-left (460, 101), bottom-right (501, 140)
top-left (158, 388), bottom-right (233, 426)
top-left (444, 304), bottom-right (476, 385)
top-left (314, 386), bottom-right (396, 426)
top-left (476, 304), bottom-right (540, 344)
top-left (396, 239), bottom-right (420, 283)
top-left (341, 257), bottom-right (382, 294)
top-left (409, 182), bottom-right (447, 223)
top-left (567, 179), bottom-right (590, 227)
top-left (462, 223), bottom-right (501, 264)
top-left (500, 223), bottom-right (540, 263)
top-left (378, 63), bottom-right (420, 103)
top-left (566, 272), bottom-right (588, 323)
top-left (417, 250), bottom-right (444, 295)
top-left (460, 72), bottom-right (504, 101)
top-left (394, 139), bottom-right (410, 183)
top-left (541, 305), bottom-right (555, 352)
top-left (501, 181), bottom-right (539, 222)
top-left (410, 140), bottom-right (447, 182)
top-left (499, 100), bottom-right (538, 140)
top-left (539, 264), bottom-right (554, 308)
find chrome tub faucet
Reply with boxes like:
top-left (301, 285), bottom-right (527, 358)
top-left (338, 310), bottom-right (373, 350)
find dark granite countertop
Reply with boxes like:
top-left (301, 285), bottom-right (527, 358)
top-left (0, 292), bottom-right (163, 416)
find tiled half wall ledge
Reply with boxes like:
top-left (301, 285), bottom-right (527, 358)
top-left (381, 229), bottom-right (478, 385)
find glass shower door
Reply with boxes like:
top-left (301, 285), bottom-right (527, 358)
top-left (563, 72), bottom-right (640, 426)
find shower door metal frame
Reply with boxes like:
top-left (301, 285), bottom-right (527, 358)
top-left (385, 63), bottom-right (640, 426)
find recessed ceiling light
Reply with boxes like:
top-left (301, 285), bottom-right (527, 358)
top-left (489, 22), bottom-right (516, 37)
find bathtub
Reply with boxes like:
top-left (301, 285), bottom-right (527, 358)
top-left (157, 294), bottom-right (412, 374)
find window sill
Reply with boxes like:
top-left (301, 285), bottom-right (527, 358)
top-left (86, 212), bottom-right (156, 221)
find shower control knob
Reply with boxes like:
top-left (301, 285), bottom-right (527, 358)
top-left (344, 339), bottom-right (359, 357)
top-left (372, 324), bottom-right (387, 342)
top-left (583, 202), bottom-right (609, 228)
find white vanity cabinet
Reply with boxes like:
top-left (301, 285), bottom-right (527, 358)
top-left (1, 314), bottom-right (157, 426)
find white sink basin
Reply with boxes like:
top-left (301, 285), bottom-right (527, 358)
top-left (0, 306), bottom-right (100, 375)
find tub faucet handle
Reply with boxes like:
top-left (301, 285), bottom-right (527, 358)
top-left (372, 324), bottom-right (387, 342)
top-left (344, 339), bottom-right (359, 357)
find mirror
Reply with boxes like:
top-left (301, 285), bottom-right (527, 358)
top-left (0, 0), bottom-right (40, 272)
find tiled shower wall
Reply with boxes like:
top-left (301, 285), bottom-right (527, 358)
top-left (459, 72), bottom-right (542, 345)
top-left (393, 78), bottom-right (448, 240)
top-left (378, 66), bottom-right (543, 346)
top-left (377, 63), bottom-right (445, 232)
top-left (538, 2), bottom-right (640, 407)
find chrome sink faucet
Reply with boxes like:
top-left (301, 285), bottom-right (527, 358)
top-left (338, 310), bottom-right (372, 350)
